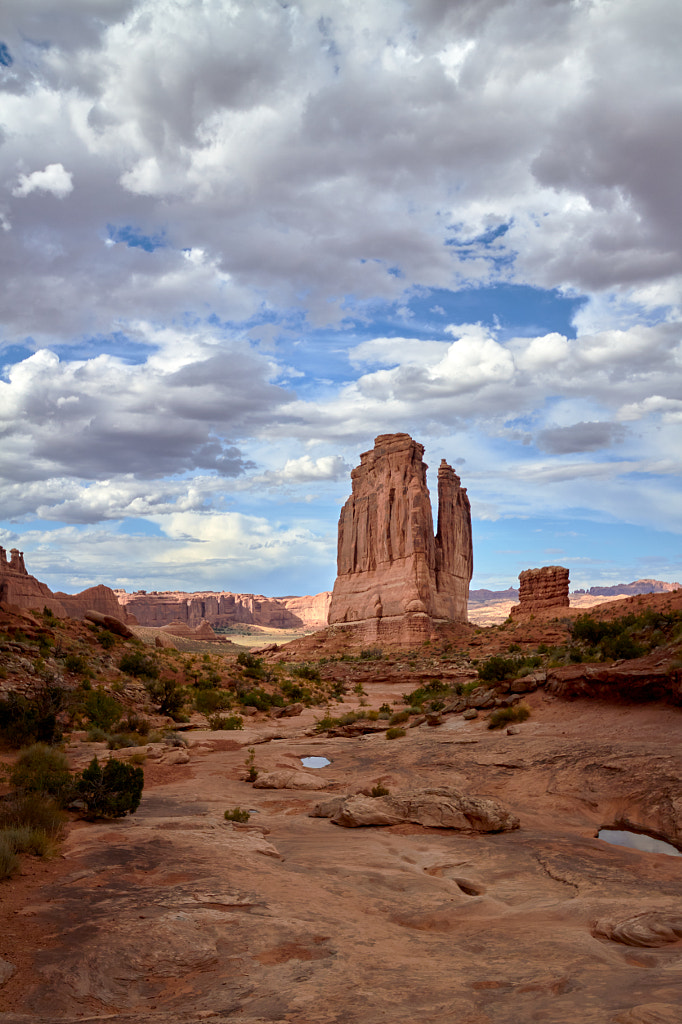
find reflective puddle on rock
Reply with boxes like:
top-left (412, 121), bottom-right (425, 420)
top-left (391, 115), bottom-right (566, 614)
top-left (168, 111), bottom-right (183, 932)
top-left (301, 756), bottom-right (331, 769)
top-left (598, 829), bottom-right (682, 857)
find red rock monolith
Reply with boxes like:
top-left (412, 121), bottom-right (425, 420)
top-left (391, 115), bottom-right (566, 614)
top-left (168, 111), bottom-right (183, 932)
top-left (510, 565), bottom-right (570, 618)
top-left (328, 433), bottom-right (473, 643)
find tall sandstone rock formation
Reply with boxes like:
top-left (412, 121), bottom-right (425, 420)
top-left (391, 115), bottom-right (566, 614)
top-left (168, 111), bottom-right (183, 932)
top-left (328, 433), bottom-right (473, 643)
top-left (510, 565), bottom-right (570, 618)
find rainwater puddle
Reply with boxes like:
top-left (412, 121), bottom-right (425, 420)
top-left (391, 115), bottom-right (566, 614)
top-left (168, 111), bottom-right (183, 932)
top-left (598, 829), bottom-right (681, 857)
top-left (301, 756), bottom-right (331, 769)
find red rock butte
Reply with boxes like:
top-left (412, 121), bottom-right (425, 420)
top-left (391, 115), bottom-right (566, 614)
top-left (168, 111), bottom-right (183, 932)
top-left (328, 433), bottom-right (473, 643)
top-left (510, 565), bottom-right (570, 618)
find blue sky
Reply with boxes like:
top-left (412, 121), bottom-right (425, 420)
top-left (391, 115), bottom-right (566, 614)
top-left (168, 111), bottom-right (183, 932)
top-left (1, 0), bottom-right (681, 598)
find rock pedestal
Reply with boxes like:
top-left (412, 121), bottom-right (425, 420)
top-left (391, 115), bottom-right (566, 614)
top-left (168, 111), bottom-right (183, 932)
top-left (510, 565), bottom-right (570, 618)
top-left (328, 433), bottom-right (473, 644)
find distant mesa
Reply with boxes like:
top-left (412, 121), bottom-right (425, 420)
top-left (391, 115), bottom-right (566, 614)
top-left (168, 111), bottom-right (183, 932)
top-left (510, 565), bottom-right (570, 619)
top-left (573, 578), bottom-right (681, 597)
top-left (328, 432), bottom-right (473, 643)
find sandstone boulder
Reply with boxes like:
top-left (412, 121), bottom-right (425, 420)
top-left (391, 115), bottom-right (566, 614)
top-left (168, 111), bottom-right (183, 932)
top-left (253, 769), bottom-right (329, 791)
top-left (84, 609), bottom-right (135, 637)
top-left (316, 787), bottom-right (519, 831)
top-left (592, 910), bottom-right (682, 947)
top-left (328, 433), bottom-right (473, 644)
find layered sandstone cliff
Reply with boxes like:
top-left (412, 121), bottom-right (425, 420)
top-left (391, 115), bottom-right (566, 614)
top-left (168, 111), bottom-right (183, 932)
top-left (328, 433), bottom-right (473, 642)
top-left (510, 565), bottom-right (570, 618)
top-left (0, 547), bottom-right (130, 621)
top-left (115, 589), bottom-right (331, 631)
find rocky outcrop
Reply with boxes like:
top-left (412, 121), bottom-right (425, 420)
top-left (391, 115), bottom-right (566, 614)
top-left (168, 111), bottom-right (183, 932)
top-left (328, 433), bottom-right (473, 644)
top-left (116, 589), bottom-right (331, 630)
top-left (160, 619), bottom-right (217, 639)
top-left (510, 565), bottom-right (570, 618)
top-left (592, 911), bottom-right (682, 947)
top-left (0, 547), bottom-right (131, 622)
top-left (313, 787), bottom-right (519, 832)
top-left (253, 770), bottom-right (329, 791)
top-left (84, 610), bottom-right (135, 637)
top-left (55, 584), bottom-right (134, 621)
top-left (0, 546), bottom-right (62, 614)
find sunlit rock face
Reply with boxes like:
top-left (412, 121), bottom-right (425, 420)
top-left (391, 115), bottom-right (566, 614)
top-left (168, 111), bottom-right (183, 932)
top-left (328, 433), bottom-right (473, 643)
top-left (0, 547), bottom-right (127, 621)
top-left (511, 565), bottom-right (570, 618)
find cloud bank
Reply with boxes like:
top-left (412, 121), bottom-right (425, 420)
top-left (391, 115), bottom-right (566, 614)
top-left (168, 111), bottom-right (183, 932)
top-left (1, 0), bottom-right (681, 591)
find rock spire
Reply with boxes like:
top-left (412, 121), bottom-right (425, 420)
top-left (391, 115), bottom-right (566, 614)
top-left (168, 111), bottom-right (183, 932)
top-left (328, 433), bottom-right (473, 642)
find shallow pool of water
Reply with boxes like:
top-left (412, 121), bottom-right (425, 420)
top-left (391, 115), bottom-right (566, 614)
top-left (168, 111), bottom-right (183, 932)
top-left (598, 829), bottom-right (681, 857)
top-left (301, 756), bottom-right (331, 769)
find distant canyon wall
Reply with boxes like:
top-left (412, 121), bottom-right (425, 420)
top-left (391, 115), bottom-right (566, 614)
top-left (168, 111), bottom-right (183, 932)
top-left (115, 589), bottom-right (332, 631)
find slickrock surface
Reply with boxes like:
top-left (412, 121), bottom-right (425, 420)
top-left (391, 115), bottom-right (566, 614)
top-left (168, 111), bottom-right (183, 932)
top-left (510, 564), bottom-right (570, 618)
top-left (2, 689), bottom-right (681, 1024)
top-left (329, 433), bottom-right (473, 644)
top-left (116, 589), bottom-right (331, 631)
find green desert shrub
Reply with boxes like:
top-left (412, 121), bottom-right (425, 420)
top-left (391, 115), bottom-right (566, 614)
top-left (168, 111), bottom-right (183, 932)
top-left (208, 713), bottom-right (243, 730)
top-left (194, 688), bottom-right (232, 714)
top-left (236, 651), bottom-right (264, 679)
top-left (0, 837), bottom-right (20, 879)
top-left (0, 687), bottom-right (63, 747)
top-left (487, 704), bottom-right (531, 730)
top-left (386, 727), bottom-right (406, 740)
top-left (389, 710), bottom-right (410, 725)
top-left (83, 687), bottom-right (123, 730)
top-left (10, 744), bottom-right (72, 805)
top-left (239, 688), bottom-right (283, 712)
top-left (97, 630), bottom-right (116, 650)
top-left (119, 650), bottom-right (159, 679)
top-left (1, 826), bottom-right (57, 858)
top-left (224, 807), bottom-right (250, 823)
top-left (291, 662), bottom-right (321, 682)
top-left (76, 757), bottom-right (144, 818)
top-left (145, 677), bottom-right (186, 717)
top-left (0, 793), bottom-right (66, 836)
top-left (64, 653), bottom-right (89, 675)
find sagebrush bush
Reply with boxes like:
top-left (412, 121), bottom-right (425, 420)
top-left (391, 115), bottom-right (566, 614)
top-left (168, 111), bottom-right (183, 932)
top-left (10, 744), bottom-right (73, 805)
top-left (487, 704), bottom-right (531, 730)
top-left (0, 794), bottom-right (66, 836)
top-left (2, 826), bottom-right (56, 858)
top-left (389, 710), bottom-right (410, 725)
top-left (207, 713), bottom-right (243, 730)
top-left (386, 727), bottom-right (406, 740)
top-left (224, 807), bottom-right (250, 823)
top-left (0, 837), bottom-right (20, 880)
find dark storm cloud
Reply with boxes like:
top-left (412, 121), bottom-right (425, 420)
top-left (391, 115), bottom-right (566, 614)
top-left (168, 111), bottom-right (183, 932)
top-left (536, 422), bottom-right (627, 455)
